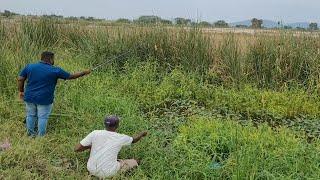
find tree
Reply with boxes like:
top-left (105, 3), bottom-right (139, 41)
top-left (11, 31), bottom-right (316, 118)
top-left (160, 19), bottom-right (172, 25)
top-left (43, 14), bottom-right (63, 19)
top-left (251, 18), bottom-right (263, 29)
top-left (2, 10), bottom-right (17, 17)
top-left (116, 18), bottom-right (131, 24)
top-left (198, 21), bottom-right (212, 27)
top-left (135, 16), bottom-right (162, 24)
top-left (284, 26), bottom-right (292, 30)
top-left (277, 21), bottom-right (285, 29)
top-left (236, 25), bottom-right (248, 28)
top-left (214, 20), bottom-right (228, 28)
top-left (66, 16), bottom-right (78, 21)
top-left (174, 17), bottom-right (191, 25)
top-left (309, 23), bottom-right (318, 30)
top-left (87, 17), bottom-right (95, 21)
top-left (296, 27), bottom-right (306, 31)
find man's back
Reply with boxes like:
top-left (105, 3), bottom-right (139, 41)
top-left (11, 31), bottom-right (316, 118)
top-left (20, 61), bottom-right (70, 105)
top-left (80, 130), bottom-right (133, 178)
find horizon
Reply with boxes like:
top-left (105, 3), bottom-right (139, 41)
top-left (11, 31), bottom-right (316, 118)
top-left (0, 0), bottom-right (319, 24)
top-left (1, 9), bottom-right (319, 25)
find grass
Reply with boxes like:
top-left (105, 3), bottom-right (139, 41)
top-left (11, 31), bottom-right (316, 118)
top-left (175, 118), bottom-right (320, 179)
top-left (1, 17), bottom-right (320, 179)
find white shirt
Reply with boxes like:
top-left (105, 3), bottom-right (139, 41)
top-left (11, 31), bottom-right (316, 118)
top-left (80, 130), bottom-right (133, 178)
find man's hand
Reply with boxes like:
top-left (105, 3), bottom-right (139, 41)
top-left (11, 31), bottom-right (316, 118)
top-left (19, 92), bottom-right (24, 101)
top-left (83, 69), bottom-right (91, 75)
top-left (132, 131), bottom-right (148, 143)
top-left (68, 69), bottom-right (92, 80)
top-left (141, 131), bottom-right (148, 137)
top-left (17, 76), bottom-right (26, 99)
top-left (19, 92), bottom-right (24, 100)
top-left (74, 143), bottom-right (91, 152)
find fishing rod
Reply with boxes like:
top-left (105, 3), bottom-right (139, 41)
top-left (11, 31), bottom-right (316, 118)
top-left (91, 50), bottom-right (133, 71)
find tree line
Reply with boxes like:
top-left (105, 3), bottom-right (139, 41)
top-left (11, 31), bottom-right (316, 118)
top-left (0, 10), bottom-right (318, 30)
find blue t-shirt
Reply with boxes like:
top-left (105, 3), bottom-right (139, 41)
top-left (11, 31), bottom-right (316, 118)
top-left (19, 61), bottom-right (71, 105)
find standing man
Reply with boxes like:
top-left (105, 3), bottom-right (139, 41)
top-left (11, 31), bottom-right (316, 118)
top-left (74, 116), bottom-right (147, 178)
top-left (18, 51), bottom-right (91, 137)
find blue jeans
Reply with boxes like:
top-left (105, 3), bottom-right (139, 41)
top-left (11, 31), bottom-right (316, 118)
top-left (25, 102), bottom-right (53, 137)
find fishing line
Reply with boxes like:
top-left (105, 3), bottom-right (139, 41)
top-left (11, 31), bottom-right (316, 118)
top-left (90, 47), bottom-right (151, 71)
top-left (91, 50), bottom-right (134, 71)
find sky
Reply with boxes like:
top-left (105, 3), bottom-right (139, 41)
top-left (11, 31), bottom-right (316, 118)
top-left (0, 0), bottom-right (319, 23)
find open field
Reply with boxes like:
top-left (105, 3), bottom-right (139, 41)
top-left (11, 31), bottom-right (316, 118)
top-left (1, 18), bottom-right (320, 179)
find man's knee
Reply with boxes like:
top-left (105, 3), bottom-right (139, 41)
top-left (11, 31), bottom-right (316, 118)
top-left (32, 104), bottom-right (52, 136)
top-left (26, 103), bottom-right (37, 117)
top-left (37, 104), bottom-right (53, 119)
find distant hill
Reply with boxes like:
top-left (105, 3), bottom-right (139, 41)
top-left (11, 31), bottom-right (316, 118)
top-left (230, 20), bottom-right (251, 27)
top-left (231, 20), bottom-right (319, 29)
top-left (287, 22), bottom-right (309, 29)
top-left (262, 20), bottom-right (281, 28)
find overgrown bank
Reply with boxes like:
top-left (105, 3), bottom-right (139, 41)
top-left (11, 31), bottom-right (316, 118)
top-left (1, 18), bottom-right (320, 179)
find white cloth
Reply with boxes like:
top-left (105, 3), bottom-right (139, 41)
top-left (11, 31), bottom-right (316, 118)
top-left (80, 130), bottom-right (133, 178)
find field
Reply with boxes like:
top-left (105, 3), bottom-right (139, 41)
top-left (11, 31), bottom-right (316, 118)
top-left (1, 18), bottom-right (320, 179)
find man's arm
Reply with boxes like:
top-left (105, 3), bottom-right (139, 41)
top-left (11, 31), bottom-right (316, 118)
top-left (67, 69), bottom-right (91, 80)
top-left (74, 143), bottom-right (91, 152)
top-left (17, 76), bottom-right (26, 100)
top-left (75, 131), bottom-right (95, 152)
top-left (132, 131), bottom-right (148, 143)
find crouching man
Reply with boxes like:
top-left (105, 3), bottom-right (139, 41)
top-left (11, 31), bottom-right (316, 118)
top-left (74, 116), bottom-right (147, 178)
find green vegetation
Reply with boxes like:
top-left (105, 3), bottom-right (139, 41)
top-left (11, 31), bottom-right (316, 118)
top-left (134, 16), bottom-right (172, 25)
top-left (175, 118), bottom-right (320, 179)
top-left (214, 20), bottom-right (229, 28)
top-left (0, 10), bottom-right (19, 18)
top-left (116, 18), bottom-right (132, 24)
top-left (309, 23), bottom-right (319, 31)
top-left (251, 18), bottom-right (263, 29)
top-left (0, 18), bottom-right (320, 179)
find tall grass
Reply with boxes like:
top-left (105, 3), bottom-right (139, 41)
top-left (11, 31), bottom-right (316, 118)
top-left (215, 34), bottom-right (242, 86)
top-left (2, 17), bottom-right (319, 89)
top-left (21, 18), bottom-right (61, 48)
top-left (246, 35), bottom-right (320, 89)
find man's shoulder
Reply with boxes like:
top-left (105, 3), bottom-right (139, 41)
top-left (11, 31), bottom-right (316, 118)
top-left (26, 62), bottom-right (39, 68)
top-left (90, 130), bottom-right (110, 136)
top-left (90, 130), bottom-right (102, 135)
top-left (52, 66), bottom-right (62, 70)
top-left (28, 62), bottom-right (48, 69)
top-left (116, 132), bottom-right (130, 137)
top-left (99, 131), bottom-right (130, 138)
top-left (22, 63), bottom-right (38, 72)
top-left (33, 61), bottom-right (59, 69)
top-left (89, 130), bottom-right (131, 139)
top-left (114, 132), bottom-right (132, 140)
top-left (32, 61), bottom-right (45, 65)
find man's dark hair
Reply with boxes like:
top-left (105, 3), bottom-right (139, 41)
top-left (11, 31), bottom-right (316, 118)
top-left (41, 51), bottom-right (54, 61)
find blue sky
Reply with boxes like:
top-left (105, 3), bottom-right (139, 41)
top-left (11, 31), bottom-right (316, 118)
top-left (0, 0), bottom-right (318, 23)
